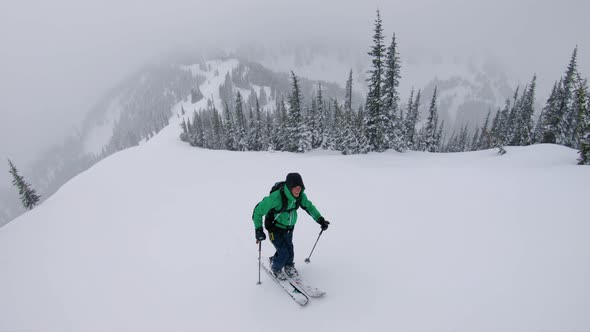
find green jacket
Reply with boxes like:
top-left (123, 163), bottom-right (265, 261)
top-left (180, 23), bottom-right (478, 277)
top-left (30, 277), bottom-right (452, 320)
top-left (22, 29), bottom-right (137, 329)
top-left (252, 184), bottom-right (322, 230)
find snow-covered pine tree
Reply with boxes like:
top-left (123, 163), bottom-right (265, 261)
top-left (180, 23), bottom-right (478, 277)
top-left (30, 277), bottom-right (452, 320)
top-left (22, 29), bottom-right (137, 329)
top-left (234, 91), bottom-right (248, 151)
top-left (250, 97), bottom-right (265, 151)
top-left (534, 82), bottom-right (557, 143)
top-left (382, 33), bottom-right (405, 152)
top-left (329, 98), bottom-right (345, 151)
top-left (470, 127), bottom-right (480, 151)
top-left (190, 111), bottom-right (204, 147)
top-left (308, 94), bottom-right (319, 148)
top-left (223, 102), bottom-right (236, 150)
top-left (489, 108), bottom-right (501, 147)
top-left (344, 69), bottom-right (353, 112)
top-left (259, 87), bottom-right (268, 107)
top-left (518, 75), bottom-right (537, 146)
top-left (478, 110), bottom-right (492, 149)
top-left (559, 47), bottom-right (579, 147)
top-left (573, 77), bottom-right (589, 152)
top-left (287, 72), bottom-right (312, 152)
top-left (317, 84), bottom-right (330, 149)
top-left (211, 106), bottom-right (225, 150)
top-left (8, 159), bottom-right (41, 210)
top-left (542, 80), bottom-right (564, 144)
top-left (405, 89), bottom-right (421, 150)
top-left (181, 118), bottom-right (188, 134)
top-left (457, 123), bottom-right (468, 152)
top-left (274, 98), bottom-right (289, 151)
top-left (365, 10), bottom-right (388, 152)
top-left (423, 87), bottom-right (439, 152)
top-left (578, 84), bottom-right (590, 165)
top-left (496, 99), bottom-right (511, 146)
top-left (219, 73), bottom-right (234, 110)
top-left (437, 120), bottom-right (445, 152)
top-left (356, 105), bottom-right (371, 154)
top-left (340, 107), bottom-right (359, 155)
top-left (263, 111), bottom-right (274, 151)
top-left (506, 87), bottom-right (521, 145)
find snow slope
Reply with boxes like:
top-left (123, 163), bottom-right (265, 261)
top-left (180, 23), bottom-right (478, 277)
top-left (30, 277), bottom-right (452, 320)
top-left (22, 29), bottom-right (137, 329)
top-left (0, 110), bottom-right (589, 331)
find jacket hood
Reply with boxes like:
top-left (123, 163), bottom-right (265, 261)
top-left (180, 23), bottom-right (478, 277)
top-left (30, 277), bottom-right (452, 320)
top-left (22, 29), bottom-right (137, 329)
top-left (285, 172), bottom-right (305, 190)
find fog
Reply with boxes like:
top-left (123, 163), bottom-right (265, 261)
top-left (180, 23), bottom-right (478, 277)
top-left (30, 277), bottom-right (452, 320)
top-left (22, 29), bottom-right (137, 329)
top-left (1, 0), bottom-right (589, 183)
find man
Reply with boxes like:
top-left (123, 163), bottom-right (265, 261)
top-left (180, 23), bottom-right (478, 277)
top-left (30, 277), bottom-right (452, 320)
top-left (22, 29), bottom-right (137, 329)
top-left (252, 173), bottom-right (330, 280)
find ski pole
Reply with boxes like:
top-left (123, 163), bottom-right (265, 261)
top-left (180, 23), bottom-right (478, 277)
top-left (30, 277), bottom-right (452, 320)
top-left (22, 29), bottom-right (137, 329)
top-left (304, 229), bottom-right (323, 264)
top-left (256, 241), bottom-right (262, 285)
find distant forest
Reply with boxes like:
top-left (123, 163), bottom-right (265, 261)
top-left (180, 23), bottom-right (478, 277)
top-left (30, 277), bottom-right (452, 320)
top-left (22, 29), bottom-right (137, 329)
top-left (181, 10), bottom-right (590, 164)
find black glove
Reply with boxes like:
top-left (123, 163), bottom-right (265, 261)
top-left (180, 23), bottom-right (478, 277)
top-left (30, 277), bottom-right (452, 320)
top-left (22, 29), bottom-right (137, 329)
top-left (255, 227), bottom-right (266, 241)
top-left (318, 217), bottom-right (330, 231)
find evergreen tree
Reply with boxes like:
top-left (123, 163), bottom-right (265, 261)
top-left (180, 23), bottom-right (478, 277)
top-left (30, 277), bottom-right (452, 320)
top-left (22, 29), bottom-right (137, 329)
top-left (259, 87), bottom-right (268, 107)
top-left (578, 87), bottom-right (590, 164)
top-left (574, 78), bottom-right (589, 156)
top-left (8, 159), bottom-right (40, 210)
top-left (222, 102), bottom-right (236, 150)
top-left (382, 33), bottom-right (405, 152)
top-left (307, 95), bottom-right (319, 148)
top-left (190, 111), bottom-right (204, 147)
top-left (274, 98), bottom-right (289, 151)
top-left (263, 111), bottom-right (274, 151)
top-left (423, 87), bottom-right (440, 152)
top-left (506, 87), bottom-right (521, 144)
top-left (365, 10), bottom-right (388, 152)
top-left (496, 99), bottom-right (511, 146)
top-left (234, 92), bottom-right (248, 151)
top-left (560, 47), bottom-right (579, 147)
top-left (489, 108), bottom-right (501, 146)
top-left (211, 106), bottom-right (224, 150)
top-left (251, 97), bottom-right (265, 151)
top-left (356, 105), bottom-right (371, 154)
top-left (316, 85), bottom-right (330, 149)
top-left (543, 47), bottom-right (578, 145)
top-left (287, 72), bottom-right (312, 152)
top-left (405, 89), bottom-right (421, 149)
top-left (542, 80), bottom-right (563, 143)
top-left (436, 120), bottom-right (445, 152)
top-left (533, 83), bottom-right (554, 144)
top-left (344, 69), bottom-right (353, 112)
top-left (219, 73), bottom-right (234, 109)
top-left (478, 110), bottom-right (492, 149)
top-left (329, 98), bottom-right (345, 151)
top-left (470, 127), bottom-right (480, 151)
top-left (457, 123), bottom-right (468, 152)
top-left (518, 75), bottom-right (537, 146)
top-left (340, 106), bottom-right (359, 155)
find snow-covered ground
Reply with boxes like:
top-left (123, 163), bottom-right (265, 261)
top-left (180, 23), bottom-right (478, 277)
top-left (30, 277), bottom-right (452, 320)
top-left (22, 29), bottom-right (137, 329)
top-left (1, 105), bottom-right (589, 331)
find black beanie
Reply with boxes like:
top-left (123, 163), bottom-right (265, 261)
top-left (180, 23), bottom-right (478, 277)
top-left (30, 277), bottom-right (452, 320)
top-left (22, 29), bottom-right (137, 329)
top-left (285, 172), bottom-right (305, 190)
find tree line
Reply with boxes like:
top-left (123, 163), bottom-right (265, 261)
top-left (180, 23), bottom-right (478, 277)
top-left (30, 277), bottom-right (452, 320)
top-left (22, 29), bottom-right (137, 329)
top-left (181, 10), bottom-right (590, 164)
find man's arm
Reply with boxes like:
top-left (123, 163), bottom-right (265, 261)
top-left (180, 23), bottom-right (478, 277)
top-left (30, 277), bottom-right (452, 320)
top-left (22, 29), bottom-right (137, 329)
top-left (300, 193), bottom-right (322, 221)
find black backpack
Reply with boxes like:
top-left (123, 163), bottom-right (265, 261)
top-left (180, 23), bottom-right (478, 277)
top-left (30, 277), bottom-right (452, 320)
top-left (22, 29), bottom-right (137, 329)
top-left (264, 181), bottom-right (301, 230)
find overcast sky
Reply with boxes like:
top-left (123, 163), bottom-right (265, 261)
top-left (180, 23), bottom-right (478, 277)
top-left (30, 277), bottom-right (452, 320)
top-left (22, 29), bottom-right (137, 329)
top-left (1, 0), bottom-right (589, 178)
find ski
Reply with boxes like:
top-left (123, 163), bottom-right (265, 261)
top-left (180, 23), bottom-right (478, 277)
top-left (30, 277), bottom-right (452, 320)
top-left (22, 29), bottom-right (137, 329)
top-left (286, 273), bottom-right (325, 298)
top-left (260, 257), bottom-right (309, 306)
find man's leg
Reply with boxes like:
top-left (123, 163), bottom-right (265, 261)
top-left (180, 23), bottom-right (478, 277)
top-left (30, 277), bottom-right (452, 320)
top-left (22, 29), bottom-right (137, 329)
top-left (284, 231), bottom-right (295, 267)
top-left (270, 229), bottom-right (290, 271)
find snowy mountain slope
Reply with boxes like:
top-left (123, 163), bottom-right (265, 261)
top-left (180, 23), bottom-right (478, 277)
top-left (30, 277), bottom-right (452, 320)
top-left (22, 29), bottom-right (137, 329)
top-left (1, 57), bottom-right (345, 227)
top-left (247, 45), bottom-right (517, 132)
top-left (1, 103), bottom-right (589, 331)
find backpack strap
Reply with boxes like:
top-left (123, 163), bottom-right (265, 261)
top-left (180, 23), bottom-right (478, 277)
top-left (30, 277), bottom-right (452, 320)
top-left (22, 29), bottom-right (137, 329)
top-left (264, 186), bottom-right (301, 231)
